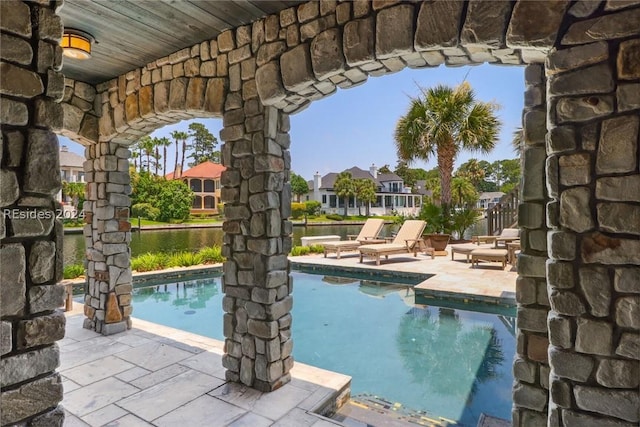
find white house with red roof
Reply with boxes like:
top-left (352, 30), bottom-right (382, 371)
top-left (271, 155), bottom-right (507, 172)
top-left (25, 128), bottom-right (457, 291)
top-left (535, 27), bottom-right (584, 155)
top-left (166, 161), bottom-right (226, 214)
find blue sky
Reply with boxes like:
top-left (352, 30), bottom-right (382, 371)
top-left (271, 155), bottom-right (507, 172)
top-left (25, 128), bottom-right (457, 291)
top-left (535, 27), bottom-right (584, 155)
top-left (60, 63), bottom-right (524, 180)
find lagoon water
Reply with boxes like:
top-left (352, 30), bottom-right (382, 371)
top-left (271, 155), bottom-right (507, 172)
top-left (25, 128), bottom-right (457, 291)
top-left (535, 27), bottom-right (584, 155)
top-left (63, 224), bottom-right (389, 265)
top-left (63, 222), bottom-right (487, 265)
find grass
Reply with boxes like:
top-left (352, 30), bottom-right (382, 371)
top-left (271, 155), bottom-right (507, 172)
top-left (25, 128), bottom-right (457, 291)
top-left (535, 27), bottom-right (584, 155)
top-left (62, 242), bottom-right (326, 279)
top-left (62, 245), bottom-right (227, 279)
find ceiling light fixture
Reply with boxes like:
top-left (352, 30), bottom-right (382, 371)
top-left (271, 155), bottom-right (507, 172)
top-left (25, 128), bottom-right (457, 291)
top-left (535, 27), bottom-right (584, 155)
top-left (60, 29), bottom-right (94, 60)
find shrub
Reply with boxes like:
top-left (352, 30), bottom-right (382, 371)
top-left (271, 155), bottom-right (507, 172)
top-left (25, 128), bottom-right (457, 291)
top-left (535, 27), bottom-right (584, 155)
top-left (63, 264), bottom-right (84, 279)
top-left (131, 253), bottom-right (168, 272)
top-left (168, 251), bottom-right (204, 267)
top-left (290, 246), bottom-right (311, 256)
top-left (326, 213), bottom-right (343, 221)
top-left (291, 202), bottom-right (306, 219)
top-left (155, 180), bottom-right (194, 222)
top-left (197, 246), bottom-right (225, 264)
top-left (308, 244), bottom-right (325, 253)
top-left (304, 200), bottom-right (321, 216)
top-left (132, 203), bottom-right (160, 220)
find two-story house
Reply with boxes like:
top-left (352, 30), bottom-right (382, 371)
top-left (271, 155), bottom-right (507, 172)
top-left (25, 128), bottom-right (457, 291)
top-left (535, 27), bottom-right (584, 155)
top-left (167, 161), bottom-right (225, 215)
top-left (307, 165), bottom-right (423, 216)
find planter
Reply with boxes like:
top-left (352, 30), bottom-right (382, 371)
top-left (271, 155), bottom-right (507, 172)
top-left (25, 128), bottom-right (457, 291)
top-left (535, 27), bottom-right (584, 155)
top-left (424, 233), bottom-right (451, 255)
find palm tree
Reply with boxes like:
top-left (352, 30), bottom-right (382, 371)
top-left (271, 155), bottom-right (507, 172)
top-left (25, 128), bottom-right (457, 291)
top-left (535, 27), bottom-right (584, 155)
top-left (394, 82), bottom-right (500, 208)
top-left (451, 176), bottom-right (478, 207)
top-left (152, 137), bottom-right (160, 176)
top-left (138, 136), bottom-right (155, 173)
top-left (354, 178), bottom-right (377, 216)
top-left (171, 130), bottom-right (188, 178)
top-left (157, 137), bottom-right (172, 177)
top-left (457, 158), bottom-right (485, 189)
top-left (333, 171), bottom-right (355, 217)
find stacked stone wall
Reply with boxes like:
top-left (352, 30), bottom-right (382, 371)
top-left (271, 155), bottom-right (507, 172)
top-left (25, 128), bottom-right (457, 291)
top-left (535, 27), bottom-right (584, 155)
top-left (219, 101), bottom-right (294, 391)
top-left (544, 3), bottom-right (640, 426)
top-left (81, 142), bottom-right (133, 335)
top-left (95, 43), bottom-right (228, 146)
top-left (513, 63), bottom-right (551, 426)
top-left (59, 78), bottom-right (100, 146)
top-left (0, 0), bottom-right (66, 425)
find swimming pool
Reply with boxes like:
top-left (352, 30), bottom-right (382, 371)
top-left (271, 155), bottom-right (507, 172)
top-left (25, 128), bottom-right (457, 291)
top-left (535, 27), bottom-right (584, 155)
top-left (129, 271), bottom-right (515, 426)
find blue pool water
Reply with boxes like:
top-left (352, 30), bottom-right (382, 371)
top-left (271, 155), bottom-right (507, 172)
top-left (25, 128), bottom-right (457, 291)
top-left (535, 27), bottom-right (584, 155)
top-left (130, 271), bottom-right (515, 426)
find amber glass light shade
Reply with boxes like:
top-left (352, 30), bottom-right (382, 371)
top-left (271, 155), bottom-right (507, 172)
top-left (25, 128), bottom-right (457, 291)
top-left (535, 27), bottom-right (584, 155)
top-left (60, 30), bottom-right (92, 59)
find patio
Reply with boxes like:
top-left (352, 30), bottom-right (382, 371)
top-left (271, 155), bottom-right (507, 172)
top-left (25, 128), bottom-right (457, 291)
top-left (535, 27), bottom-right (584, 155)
top-left (60, 250), bottom-right (516, 426)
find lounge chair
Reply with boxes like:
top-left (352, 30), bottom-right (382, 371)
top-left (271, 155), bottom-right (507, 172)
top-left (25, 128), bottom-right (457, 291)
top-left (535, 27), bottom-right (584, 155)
top-left (323, 218), bottom-right (385, 259)
top-left (359, 220), bottom-right (428, 265)
top-left (471, 248), bottom-right (509, 269)
top-left (473, 228), bottom-right (520, 248)
top-left (450, 242), bottom-right (494, 263)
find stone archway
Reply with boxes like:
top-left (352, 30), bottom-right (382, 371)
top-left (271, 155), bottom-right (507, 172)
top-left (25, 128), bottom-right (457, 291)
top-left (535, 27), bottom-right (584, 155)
top-left (3, 0), bottom-right (638, 425)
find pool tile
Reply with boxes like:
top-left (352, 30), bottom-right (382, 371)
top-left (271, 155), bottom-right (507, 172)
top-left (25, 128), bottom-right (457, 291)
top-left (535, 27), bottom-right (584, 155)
top-left (153, 395), bottom-right (246, 426)
top-left (209, 381), bottom-right (312, 420)
top-left (63, 377), bottom-right (139, 416)
top-left (63, 355), bottom-right (136, 386)
top-left (118, 369), bottom-right (224, 421)
top-left (129, 364), bottom-right (190, 389)
top-left (115, 341), bottom-right (194, 371)
top-left (81, 404), bottom-right (128, 426)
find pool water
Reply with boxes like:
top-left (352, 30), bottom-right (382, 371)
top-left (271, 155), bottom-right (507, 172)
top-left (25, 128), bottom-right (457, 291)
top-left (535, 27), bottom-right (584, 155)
top-left (130, 271), bottom-right (515, 426)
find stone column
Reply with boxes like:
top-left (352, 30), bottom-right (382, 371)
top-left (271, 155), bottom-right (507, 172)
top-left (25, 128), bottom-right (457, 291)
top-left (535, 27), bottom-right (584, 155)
top-left (512, 64), bottom-right (550, 426)
top-left (544, 27), bottom-right (640, 426)
top-left (0, 1), bottom-right (66, 425)
top-left (220, 103), bottom-right (294, 392)
top-left (82, 141), bottom-right (133, 335)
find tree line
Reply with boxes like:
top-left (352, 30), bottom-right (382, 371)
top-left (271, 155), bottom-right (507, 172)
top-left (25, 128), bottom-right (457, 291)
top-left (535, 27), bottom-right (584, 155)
top-left (130, 122), bottom-right (220, 177)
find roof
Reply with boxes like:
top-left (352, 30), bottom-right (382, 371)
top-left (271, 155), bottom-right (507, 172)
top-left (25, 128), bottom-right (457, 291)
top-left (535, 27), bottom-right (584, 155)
top-left (377, 172), bottom-right (403, 182)
top-left (414, 180), bottom-right (432, 196)
top-left (167, 161), bottom-right (225, 180)
top-left (479, 192), bottom-right (505, 199)
top-left (319, 167), bottom-right (376, 189)
top-left (59, 147), bottom-right (85, 168)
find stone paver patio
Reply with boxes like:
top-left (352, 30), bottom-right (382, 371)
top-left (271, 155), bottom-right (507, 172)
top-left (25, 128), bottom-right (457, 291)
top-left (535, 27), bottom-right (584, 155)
top-left (61, 249), bottom-right (516, 426)
top-left (61, 305), bottom-right (350, 427)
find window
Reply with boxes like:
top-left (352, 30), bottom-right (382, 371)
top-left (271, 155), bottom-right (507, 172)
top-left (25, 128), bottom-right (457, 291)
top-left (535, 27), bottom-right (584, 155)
top-left (204, 196), bottom-right (215, 209)
top-left (204, 180), bottom-right (215, 192)
top-left (329, 195), bottom-right (337, 208)
top-left (322, 195), bottom-right (327, 204)
top-left (190, 179), bottom-right (202, 192)
top-left (384, 195), bottom-right (393, 207)
top-left (192, 195), bottom-right (202, 209)
top-left (408, 197), bottom-right (413, 208)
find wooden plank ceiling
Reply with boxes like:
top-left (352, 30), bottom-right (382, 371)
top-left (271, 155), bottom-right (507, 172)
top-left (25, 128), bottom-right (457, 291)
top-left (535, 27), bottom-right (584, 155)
top-left (59, 0), bottom-right (303, 85)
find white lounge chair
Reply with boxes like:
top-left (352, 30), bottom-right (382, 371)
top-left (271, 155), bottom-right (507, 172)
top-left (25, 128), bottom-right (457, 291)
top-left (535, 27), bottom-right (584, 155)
top-left (359, 220), bottom-right (428, 265)
top-left (322, 218), bottom-right (385, 259)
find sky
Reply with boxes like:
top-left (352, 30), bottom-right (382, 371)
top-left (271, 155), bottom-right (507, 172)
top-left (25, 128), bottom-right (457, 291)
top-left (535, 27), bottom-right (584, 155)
top-left (59, 63), bottom-right (524, 180)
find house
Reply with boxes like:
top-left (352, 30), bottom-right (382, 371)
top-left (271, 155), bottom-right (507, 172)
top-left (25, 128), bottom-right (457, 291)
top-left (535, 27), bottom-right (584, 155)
top-left (307, 165), bottom-right (423, 216)
top-left (57, 145), bottom-right (85, 204)
top-left (167, 161), bottom-right (225, 214)
top-left (477, 191), bottom-right (505, 210)
top-left (60, 145), bottom-right (85, 183)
